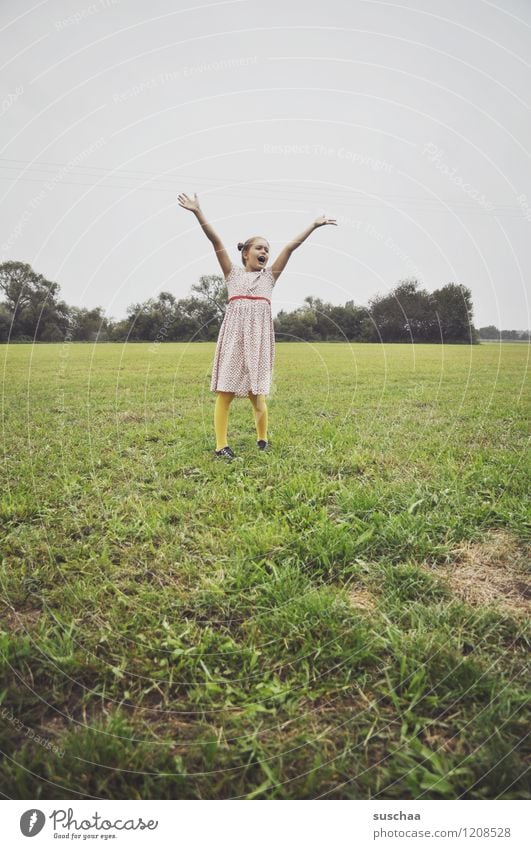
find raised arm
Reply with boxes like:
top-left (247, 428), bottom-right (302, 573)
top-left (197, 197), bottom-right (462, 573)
top-left (178, 192), bottom-right (232, 278)
top-left (270, 215), bottom-right (337, 282)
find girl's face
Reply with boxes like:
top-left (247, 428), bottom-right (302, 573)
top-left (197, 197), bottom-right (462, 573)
top-left (244, 239), bottom-right (270, 271)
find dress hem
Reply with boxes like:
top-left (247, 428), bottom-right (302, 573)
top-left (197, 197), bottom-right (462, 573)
top-left (211, 387), bottom-right (270, 397)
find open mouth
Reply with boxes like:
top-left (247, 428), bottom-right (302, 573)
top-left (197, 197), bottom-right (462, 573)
top-left (258, 256), bottom-right (266, 264)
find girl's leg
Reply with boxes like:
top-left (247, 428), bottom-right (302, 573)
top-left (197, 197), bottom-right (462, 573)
top-left (214, 391), bottom-right (235, 450)
top-left (248, 392), bottom-right (268, 441)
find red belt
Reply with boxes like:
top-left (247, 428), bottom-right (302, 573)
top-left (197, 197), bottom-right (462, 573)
top-left (229, 295), bottom-right (271, 304)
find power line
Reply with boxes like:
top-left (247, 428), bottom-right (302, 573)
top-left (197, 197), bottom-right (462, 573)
top-left (0, 158), bottom-right (524, 215)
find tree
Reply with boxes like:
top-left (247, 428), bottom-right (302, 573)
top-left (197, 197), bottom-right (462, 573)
top-left (366, 279), bottom-right (439, 342)
top-left (0, 260), bottom-right (38, 314)
top-left (121, 298), bottom-right (163, 341)
top-left (191, 274), bottom-right (228, 320)
top-left (177, 295), bottom-right (221, 341)
top-left (111, 288), bottom-right (223, 342)
top-left (396, 279), bottom-right (440, 341)
top-left (0, 260), bottom-right (69, 341)
top-left (329, 303), bottom-right (365, 340)
top-left (0, 303), bottom-right (12, 342)
top-left (0, 261), bottom-right (484, 345)
top-left (431, 283), bottom-right (479, 343)
top-left (69, 306), bottom-right (109, 341)
top-left (479, 325), bottom-right (500, 340)
top-left (367, 284), bottom-right (410, 342)
top-left (274, 305), bottom-right (318, 341)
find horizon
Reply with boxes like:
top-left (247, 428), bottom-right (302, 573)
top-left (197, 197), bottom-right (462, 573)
top-left (1, 0), bottom-right (530, 331)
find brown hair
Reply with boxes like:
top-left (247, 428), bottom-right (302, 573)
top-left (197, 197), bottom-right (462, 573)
top-left (237, 236), bottom-right (269, 267)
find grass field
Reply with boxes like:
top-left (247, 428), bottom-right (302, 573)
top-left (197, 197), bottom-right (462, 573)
top-left (0, 341), bottom-right (529, 799)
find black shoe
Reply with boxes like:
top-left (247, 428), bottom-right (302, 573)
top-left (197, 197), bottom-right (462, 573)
top-left (257, 439), bottom-right (268, 451)
top-left (215, 446), bottom-right (235, 459)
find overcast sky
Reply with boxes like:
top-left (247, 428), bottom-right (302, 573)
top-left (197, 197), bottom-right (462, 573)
top-left (1, 0), bottom-right (530, 328)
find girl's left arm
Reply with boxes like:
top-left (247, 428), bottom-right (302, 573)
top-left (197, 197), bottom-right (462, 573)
top-left (271, 215), bottom-right (337, 282)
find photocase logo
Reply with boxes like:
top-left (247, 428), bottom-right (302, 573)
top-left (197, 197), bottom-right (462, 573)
top-left (20, 809), bottom-right (45, 837)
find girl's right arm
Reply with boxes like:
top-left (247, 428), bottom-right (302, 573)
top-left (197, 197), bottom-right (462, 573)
top-left (178, 192), bottom-right (232, 278)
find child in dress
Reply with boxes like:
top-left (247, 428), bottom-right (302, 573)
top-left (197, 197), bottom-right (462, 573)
top-left (178, 192), bottom-right (336, 458)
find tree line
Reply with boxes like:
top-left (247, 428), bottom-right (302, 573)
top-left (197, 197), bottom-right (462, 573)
top-left (477, 325), bottom-right (530, 341)
top-left (0, 260), bottom-right (526, 345)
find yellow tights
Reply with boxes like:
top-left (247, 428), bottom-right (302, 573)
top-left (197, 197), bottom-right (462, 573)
top-left (214, 391), bottom-right (268, 450)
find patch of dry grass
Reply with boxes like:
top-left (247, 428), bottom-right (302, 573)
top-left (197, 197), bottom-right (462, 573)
top-left (347, 587), bottom-right (378, 611)
top-left (0, 606), bottom-right (42, 633)
top-left (427, 530), bottom-right (530, 616)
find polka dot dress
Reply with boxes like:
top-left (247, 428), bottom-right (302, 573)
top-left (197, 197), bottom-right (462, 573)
top-left (210, 265), bottom-right (276, 397)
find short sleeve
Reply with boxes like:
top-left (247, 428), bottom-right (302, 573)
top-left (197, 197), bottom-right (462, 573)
top-left (224, 265), bottom-right (236, 282)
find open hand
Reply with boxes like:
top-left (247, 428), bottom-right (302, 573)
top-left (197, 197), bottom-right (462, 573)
top-left (313, 215), bottom-right (337, 227)
top-left (178, 192), bottom-right (201, 213)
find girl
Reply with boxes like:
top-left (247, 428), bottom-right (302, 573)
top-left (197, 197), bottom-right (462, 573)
top-left (178, 192), bottom-right (337, 458)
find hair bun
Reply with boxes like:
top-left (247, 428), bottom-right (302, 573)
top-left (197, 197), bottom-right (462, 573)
top-left (237, 242), bottom-right (244, 251)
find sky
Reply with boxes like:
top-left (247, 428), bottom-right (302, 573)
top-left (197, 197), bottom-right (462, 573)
top-left (1, 0), bottom-right (530, 329)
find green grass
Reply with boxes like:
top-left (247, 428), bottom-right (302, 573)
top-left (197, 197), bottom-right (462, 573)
top-left (0, 341), bottom-right (529, 799)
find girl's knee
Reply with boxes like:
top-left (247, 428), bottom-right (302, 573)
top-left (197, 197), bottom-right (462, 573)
top-left (249, 393), bottom-right (266, 412)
